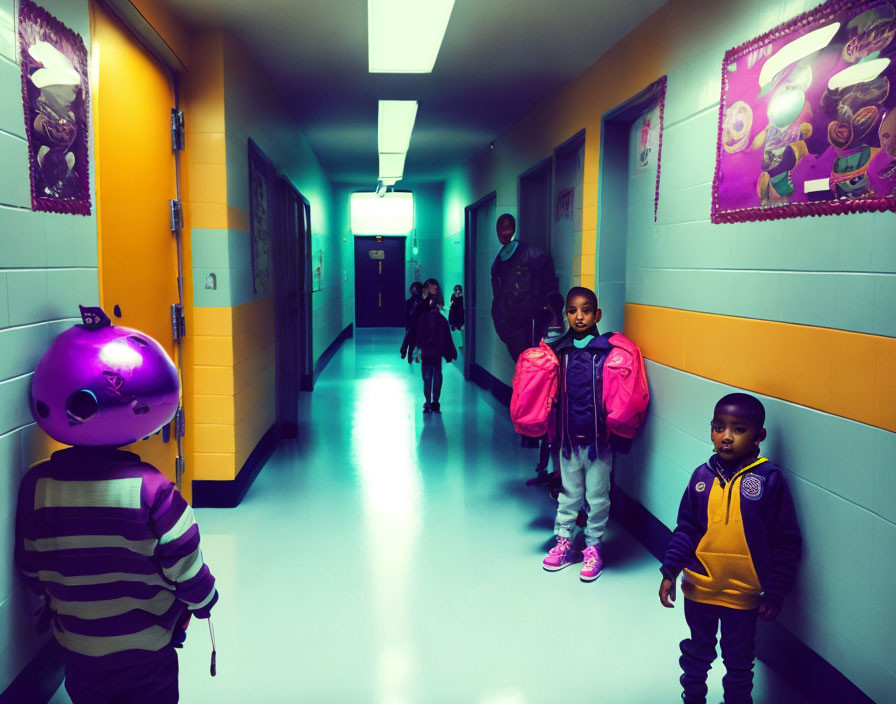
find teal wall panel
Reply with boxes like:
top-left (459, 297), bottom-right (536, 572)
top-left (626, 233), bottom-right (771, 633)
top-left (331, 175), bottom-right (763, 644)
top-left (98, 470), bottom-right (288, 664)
top-left (0, 207), bottom-right (45, 268)
top-left (0, 58), bottom-right (23, 138)
top-left (0, 1), bottom-right (97, 693)
top-left (192, 228), bottom-right (250, 270)
top-left (191, 266), bottom-right (254, 308)
top-left (0, 135), bottom-right (31, 209)
top-left (0, 1), bottom-right (14, 63)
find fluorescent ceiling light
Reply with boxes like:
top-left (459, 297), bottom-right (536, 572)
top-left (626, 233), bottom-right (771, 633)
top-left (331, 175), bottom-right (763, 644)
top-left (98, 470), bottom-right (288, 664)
top-left (379, 177), bottom-right (399, 186)
top-left (379, 100), bottom-right (418, 153)
top-left (379, 152), bottom-right (407, 179)
top-left (758, 23), bottom-right (840, 88)
top-left (351, 192), bottom-right (414, 235)
top-left (368, 0), bottom-right (455, 73)
top-left (828, 58), bottom-right (890, 90)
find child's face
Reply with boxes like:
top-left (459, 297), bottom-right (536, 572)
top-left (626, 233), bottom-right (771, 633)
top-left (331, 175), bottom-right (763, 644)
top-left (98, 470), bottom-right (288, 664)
top-left (496, 221), bottom-right (515, 245)
top-left (710, 406), bottom-right (765, 465)
top-left (426, 282), bottom-right (439, 296)
top-left (566, 294), bottom-right (600, 338)
top-left (454, 286), bottom-right (462, 295)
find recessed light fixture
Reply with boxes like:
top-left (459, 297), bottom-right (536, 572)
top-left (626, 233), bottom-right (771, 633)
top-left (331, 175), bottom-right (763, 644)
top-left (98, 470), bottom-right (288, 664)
top-left (378, 100), bottom-right (418, 153)
top-left (379, 152), bottom-right (407, 181)
top-left (368, 0), bottom-right (455, 73)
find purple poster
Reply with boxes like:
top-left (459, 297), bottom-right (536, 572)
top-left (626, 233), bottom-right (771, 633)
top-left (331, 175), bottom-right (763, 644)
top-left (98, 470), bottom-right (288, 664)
top-left (712, 0), bottom-right (896, 223)
top-left (18, 0), bottom-right (91, 215)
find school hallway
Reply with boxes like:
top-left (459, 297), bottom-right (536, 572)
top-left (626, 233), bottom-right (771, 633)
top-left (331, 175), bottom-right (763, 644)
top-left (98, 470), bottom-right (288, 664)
top-left (42, 328), bottom-right (809, 704)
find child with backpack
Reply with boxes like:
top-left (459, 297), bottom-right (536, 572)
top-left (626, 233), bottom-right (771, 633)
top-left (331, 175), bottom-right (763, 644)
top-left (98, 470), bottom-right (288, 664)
top-left (536, 286), bottom-right (648, 581)
top-left (404, 279), bottom-right (457, 412)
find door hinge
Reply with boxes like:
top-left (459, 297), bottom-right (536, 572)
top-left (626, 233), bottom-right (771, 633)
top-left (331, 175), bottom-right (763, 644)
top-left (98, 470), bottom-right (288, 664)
top-left (170, 303), bottom-right (186, 340)
top-left (170, 108), bottom-right (185, 151)
top-left (175, 407), bottom-right (186, 438)
top-left (169, 199), bottom-right (183, 232)
top-left (175, 455), bottom-right (185, 490)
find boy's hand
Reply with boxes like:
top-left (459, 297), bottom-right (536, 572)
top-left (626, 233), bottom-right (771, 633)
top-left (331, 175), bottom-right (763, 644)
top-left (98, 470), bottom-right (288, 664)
top-left (659, 578), bottom-right (676, 608)
top-left (758, 598), bottom-right (780, 621)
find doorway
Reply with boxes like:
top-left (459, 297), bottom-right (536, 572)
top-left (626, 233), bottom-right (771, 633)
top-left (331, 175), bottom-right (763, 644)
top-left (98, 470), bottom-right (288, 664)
top-left (463, 192), bottom-right (496, 380)
top-left (272, 175), bottom-right (313, 438)
top-left (91, 0), bottom-right (184, 486)
top-left (519, 158), bottom-right (552, 254)
top-left (354, 236), bottom-right (406, 327)
top-left (552, 131), bottom-right (585, 297)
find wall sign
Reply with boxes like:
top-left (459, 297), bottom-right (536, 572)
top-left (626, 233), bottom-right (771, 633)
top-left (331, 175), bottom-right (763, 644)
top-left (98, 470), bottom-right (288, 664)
top-left (712, 0), bottom-right (896, 223)
top-left (19, 0), bottom-right (91, 215)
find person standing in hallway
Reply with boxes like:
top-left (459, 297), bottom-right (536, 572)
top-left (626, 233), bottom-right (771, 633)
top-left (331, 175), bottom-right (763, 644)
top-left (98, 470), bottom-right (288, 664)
top-left (541, 287), bottom-right (614, 582)
top-left (413, 278), bottom-right (456, 413)
top-left (490, 213), bottom-right (563, 483)
top-left (490, 213), bottom-right (562, 362)
top-left (659, 393), bottom-right (802, 704)
top-left (15, 311), bottom-right (218, 704)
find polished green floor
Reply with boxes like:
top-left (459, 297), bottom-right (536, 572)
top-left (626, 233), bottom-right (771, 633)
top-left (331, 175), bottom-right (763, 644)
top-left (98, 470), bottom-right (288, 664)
top-left (53, 329), bottom-right (810, 703)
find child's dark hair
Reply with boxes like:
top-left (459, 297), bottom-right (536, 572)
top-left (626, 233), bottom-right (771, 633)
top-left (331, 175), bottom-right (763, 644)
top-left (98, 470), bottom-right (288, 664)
top-left (497, 213), bottom-right (516, 229)
top-left (715, 393), bottom-right (765, 428)
top-left (409, 281), bottom-right (423, 296)
top-left (565, 286), bottom-right (598, 309)
top-left (423, 278), bottom-right (444, 308)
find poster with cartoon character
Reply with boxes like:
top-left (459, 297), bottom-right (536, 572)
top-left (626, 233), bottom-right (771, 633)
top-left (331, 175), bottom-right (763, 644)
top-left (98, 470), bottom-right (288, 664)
top-left (18, 0), bottom-right (91, 215)
top-left (712, 0), bottom-right (896, 223)
top-left (248, 140), bottom-right (273, 296)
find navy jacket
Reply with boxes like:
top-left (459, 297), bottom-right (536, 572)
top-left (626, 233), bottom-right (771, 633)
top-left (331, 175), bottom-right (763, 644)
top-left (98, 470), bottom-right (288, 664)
top-left (414, 303), bottom-right (457, 364)
top-left (550, 329), bottom-right (613, 458)
top-left (661, 455), bottom-right (802, 609)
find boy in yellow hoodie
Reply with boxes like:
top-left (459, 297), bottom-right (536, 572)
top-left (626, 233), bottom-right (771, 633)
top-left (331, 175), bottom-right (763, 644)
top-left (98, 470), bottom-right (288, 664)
top-left (659, 393), bottom-right (801, 704)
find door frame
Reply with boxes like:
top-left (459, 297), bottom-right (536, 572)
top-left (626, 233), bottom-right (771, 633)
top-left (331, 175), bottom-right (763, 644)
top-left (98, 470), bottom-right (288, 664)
top-left (463, 191), bottom-right (496, 381)
top-left (518, 157), bottom-right (553, 255)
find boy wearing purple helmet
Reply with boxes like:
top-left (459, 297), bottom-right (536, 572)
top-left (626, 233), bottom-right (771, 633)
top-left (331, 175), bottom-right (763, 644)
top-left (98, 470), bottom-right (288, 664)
top-left (15, 307), bottom-right (218, 704)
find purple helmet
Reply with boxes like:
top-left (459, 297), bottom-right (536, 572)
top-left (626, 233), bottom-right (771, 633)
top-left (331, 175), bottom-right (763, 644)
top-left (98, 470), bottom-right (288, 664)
top-left (30, 307), bottom-right (180, 447)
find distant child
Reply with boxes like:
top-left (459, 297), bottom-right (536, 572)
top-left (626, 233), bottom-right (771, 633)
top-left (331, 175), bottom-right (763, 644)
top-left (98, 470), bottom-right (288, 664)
top-left (448, 284), bottom-right (464, 331)
top-left (412, 278), bottom-right (456, 412)
top-left (15, 309), bottom-right (217, 704)
top-left (405, 281), bottom-right (423, 330)
top-left (541, 286), bottom-right (615, 581)
top-left (659, 393), bottom-right (802, 704)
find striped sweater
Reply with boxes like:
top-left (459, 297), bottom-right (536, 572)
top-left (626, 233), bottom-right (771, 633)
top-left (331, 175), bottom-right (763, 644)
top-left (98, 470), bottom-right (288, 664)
top-left (15, 447), bottom-right (218, 670)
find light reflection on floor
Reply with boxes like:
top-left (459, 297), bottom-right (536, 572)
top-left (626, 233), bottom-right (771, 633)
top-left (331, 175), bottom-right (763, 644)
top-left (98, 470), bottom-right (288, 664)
top-left (50, 329), bottom-right (811, 704)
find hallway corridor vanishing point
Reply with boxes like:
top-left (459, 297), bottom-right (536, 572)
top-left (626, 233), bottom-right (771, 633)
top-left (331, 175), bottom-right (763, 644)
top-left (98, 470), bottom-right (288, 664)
top-left (51, 329), bottom-right (810, 704)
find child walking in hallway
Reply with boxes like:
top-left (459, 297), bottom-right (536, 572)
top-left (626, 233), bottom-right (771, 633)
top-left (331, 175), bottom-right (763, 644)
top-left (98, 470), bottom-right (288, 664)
top-left (404, 278), bottom-right (456, 412)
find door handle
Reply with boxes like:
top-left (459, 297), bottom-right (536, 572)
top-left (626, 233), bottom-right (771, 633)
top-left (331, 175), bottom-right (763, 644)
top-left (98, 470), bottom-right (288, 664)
top-left (378, 292), bottom-right (382, 308)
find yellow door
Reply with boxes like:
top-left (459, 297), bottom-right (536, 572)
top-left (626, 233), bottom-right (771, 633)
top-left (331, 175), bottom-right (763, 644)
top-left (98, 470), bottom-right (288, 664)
top-left (91, 1), bottom-right (181, 483)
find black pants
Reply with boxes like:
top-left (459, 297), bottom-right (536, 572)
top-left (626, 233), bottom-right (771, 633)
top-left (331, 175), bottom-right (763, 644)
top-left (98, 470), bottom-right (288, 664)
top-left (65, 648), bottom-right (179, 704)
top-left (680, 599), bottom-right (758, 704)
top-left (422, 359), bottom-right (443, 403)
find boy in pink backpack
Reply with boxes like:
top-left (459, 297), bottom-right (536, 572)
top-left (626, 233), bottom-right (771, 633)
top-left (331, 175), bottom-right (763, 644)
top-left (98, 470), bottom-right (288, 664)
top-left (540, 287), bottom-right (648, 581)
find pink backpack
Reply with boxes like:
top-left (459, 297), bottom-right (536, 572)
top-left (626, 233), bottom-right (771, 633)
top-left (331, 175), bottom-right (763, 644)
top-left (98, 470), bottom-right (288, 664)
top-left (602, 333), bottom-right (649, 440)
top-left (510, 341), bottom-right (559, 438)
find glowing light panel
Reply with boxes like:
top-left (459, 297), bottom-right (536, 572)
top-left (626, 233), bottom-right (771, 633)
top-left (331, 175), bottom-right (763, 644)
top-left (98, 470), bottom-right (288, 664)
top-left (379, 100), bottom-right (418, 153)
top-left (368, 0), bottom-right (455, 73)
top-left (378, 152), bottom-right (407, 180)
top-left (828, 58), bottom-right (891, 90)
top-left (351, 192), bottom-right (414, 234)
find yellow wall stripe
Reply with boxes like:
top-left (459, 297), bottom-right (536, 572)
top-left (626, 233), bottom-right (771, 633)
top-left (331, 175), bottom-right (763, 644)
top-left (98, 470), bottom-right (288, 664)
top-left (624, 303), bottom-right (896, 433)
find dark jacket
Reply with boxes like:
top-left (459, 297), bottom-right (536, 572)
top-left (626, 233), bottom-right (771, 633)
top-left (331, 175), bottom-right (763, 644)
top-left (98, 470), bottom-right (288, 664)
top-left (416, 303), bottom-right (457, 364)
top-left (661, 455), bottom-right (802, 610)
top-left (448, 293), bottom-right (464, 330)
top-left (550, 328), bottom-right (619, 458)
top-left (405, 295), bottom-right (422, 329)
top-left (490, 241), bottom-right (561, 347)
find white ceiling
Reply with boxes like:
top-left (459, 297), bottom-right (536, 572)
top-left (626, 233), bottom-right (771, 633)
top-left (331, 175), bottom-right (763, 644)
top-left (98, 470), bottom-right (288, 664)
top-left (160, 0), bottom-right (667, 185)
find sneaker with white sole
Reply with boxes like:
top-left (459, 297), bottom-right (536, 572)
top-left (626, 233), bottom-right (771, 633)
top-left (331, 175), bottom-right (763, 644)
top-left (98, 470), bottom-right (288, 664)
top-left (579, 544), bottom-right (603, 581)
top-left (542, 536), bottom-right (573, 571)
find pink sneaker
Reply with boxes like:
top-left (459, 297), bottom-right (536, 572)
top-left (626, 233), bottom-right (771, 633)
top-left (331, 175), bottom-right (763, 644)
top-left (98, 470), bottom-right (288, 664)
top-left (580, 544), bottom-right (603, 582)
top-left (542, 536), bottom-right (573, 571)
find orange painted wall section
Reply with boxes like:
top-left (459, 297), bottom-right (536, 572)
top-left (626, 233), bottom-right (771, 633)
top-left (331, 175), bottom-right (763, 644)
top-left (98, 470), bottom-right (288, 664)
top-left (192, 297), bottom-right (276, 481)
top-left (625, 303), bottom-right (896, 433)
top-left (127, 0), bottom-right (190, 70)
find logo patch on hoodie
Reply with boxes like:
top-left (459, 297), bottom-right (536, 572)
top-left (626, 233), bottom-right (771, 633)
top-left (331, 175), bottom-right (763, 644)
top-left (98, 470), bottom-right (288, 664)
top-left (741, 473), bottom-right (764, 500)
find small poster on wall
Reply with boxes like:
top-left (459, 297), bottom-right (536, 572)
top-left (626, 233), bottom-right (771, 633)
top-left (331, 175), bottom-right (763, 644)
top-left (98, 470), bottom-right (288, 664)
top-left (712, 0), bottom-right (896, 223)
top-left (555, 188), bottom-right (574, 221)
top-left (248, 140), bottom-right (273, 296)
top-left (18, 0), bottom-right (91, 215)
top-left (633, 105), bottom-right (661, 177)
top-left (312, 248), bottom-right (323, 292)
